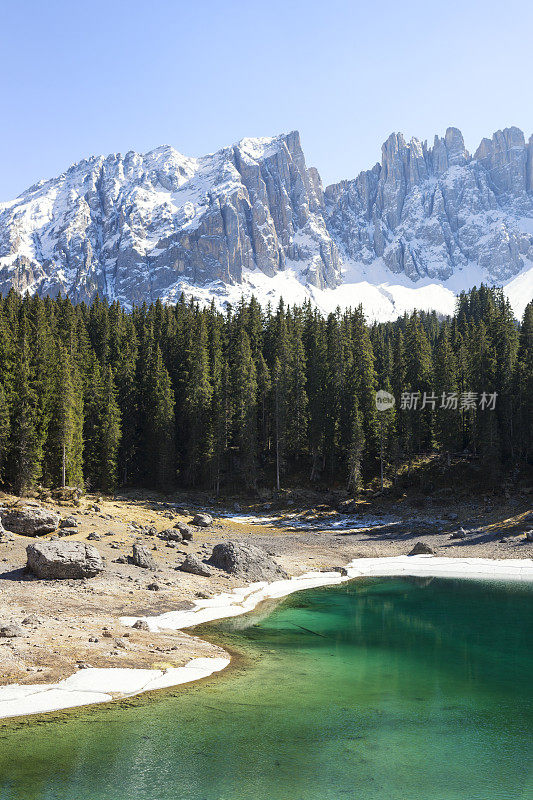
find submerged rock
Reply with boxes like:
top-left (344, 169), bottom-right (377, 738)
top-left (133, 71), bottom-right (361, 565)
top-left (26, 540), bottom-right (103, 579)
top-left (208, 541), bottom-right (288, 581)
top-left (408, 542), bottom-right (436, 555)
top-left (1, 506), bottom-right (60, 536)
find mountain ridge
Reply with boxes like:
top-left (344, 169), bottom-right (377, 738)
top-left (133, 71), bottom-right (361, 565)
top-left (1, 126), bottom-right (532, 320)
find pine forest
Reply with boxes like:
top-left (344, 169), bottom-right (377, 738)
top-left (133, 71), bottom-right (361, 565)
top-left (0, 285), bottom-right (531, 496)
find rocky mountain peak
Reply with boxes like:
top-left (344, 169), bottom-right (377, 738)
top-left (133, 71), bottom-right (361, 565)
top-left (0, 131), bottom-right (341, 305)
top-left (0, 125), bottom-right (532, 320)
top-left (474, 127), bottom-right (530, 195)
top-left (326, 124), bottom-right (533, 286)
top-left (432, 127), bottom-right (469, 172)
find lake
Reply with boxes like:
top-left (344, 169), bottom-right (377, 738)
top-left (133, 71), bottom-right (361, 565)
top-left (0, 577), bottom-right (531, 800)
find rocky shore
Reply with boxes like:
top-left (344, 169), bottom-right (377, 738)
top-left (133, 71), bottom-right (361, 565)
top-left (0, 490), bottom-right (532, 694)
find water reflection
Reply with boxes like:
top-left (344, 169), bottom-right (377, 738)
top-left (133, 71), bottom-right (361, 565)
top-left (0, 578), bottom-right (531, 800)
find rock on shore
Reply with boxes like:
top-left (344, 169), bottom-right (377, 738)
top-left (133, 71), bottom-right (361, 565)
top-left (192, 513), bottom-right (213, 528)
top-left (208, 541), bottom-right (288, 581)
top-left (26, 540), bottom-right (104, 579)
top-left (132, 543), bottom-right (157, 570)
top-left (179, 554), bottom-right (211, 577)
top-left (409, 542), bottom-right (437, 555)
top-left (2, 506), bottom-right (60, 536)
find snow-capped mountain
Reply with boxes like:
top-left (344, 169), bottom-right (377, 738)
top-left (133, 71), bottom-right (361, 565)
top-left (1, 127), bottom-right (532, 320)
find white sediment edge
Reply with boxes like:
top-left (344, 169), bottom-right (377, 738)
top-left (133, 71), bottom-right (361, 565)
top-left (0, 657), bottom-right (231, 720)
top-left (1, 556), bottom-right (532, 721)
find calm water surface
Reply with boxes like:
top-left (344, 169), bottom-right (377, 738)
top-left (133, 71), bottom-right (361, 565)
top-left (0, 577), bottom-right (531, 800)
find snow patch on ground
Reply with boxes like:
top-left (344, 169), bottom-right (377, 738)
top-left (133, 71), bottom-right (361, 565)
top-left (221, 512), bottom-right (400, 531)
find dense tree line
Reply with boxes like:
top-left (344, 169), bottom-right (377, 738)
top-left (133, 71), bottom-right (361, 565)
top-left (0, 286), bottom-right (530, 495)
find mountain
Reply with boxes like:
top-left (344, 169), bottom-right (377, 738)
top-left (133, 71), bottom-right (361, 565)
top-left (1, 127), bottom-right (532, 320)
top-left (326, 127), bottom-right (533, 281)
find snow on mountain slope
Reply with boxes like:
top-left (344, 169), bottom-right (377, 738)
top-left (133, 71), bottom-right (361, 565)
top-left (0, 126), bottom-right (532, 320)
top-left (325, 127), bottom-right (533, 284)
top-left (162, 260), bottom-right (532, 322)
top-left (0, 131), bottom-right (340, 307)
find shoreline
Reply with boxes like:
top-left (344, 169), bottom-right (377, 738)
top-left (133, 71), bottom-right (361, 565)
top-left (1, 554), bottom-right (532, 722)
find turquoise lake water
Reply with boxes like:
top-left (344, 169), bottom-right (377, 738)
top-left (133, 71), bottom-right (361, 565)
top-left (0, 577), bottom-right (531, 800)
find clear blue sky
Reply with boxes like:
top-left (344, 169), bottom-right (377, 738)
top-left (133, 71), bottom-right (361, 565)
top-left (2, 0), bottom-right (533, 200)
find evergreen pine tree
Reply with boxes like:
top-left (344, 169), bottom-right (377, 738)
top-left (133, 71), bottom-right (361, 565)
top-left (8, 335), bottom-right (44, 493)
top-left (347, 394), bottom-right (365, 491)
top-left (232, 328), bottom-right (258, 487)
top-left (181, 314), bottom-right (212, 486)
top-left (286, 319), bottom-right (309, 465)
top-left (146, 348), bottom-right (176, 489)
top-left (404, 312), bottom-right (434, 455)
top-left (45, 344), bottom-right (84, 487)
top-left (514, 301), bottom-right (533, 463)
top-left (0, 383), bottom-right (10, 481)
top-left (99, 366), bottom-right (122, 492)
top-left (433, 322), bottom-right (460, 458)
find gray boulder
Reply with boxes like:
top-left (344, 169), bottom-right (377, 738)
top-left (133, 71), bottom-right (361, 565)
top-left (208, 541), bottom-right (288, 581)
top-left (132, 542), bottom-right (157, 570)
top-left (26, 540), bottom-right (103, 579)
top-left (57, 528), bottom-right (78, 537)
top-left (173, 522), bottom-right (193, 540)
top-left (192, 513), bottom-right (213, 527)
top-left (0, 624), bottom-right (23, 638)
top-left (0, 525), bottom-right (14, 543)
top-left (450, 527), bottom-right (468, 539)
top-left (59, 516), bottom-right (78, 529)
top-left (179, 554), bottom-right (211, 577)
top-left (158, 528), bottom-right (183, 542)
top-left (525, 530), bottom-right (533, 542)
top-left (408, 542), bottom-right (436, 555)
top-left (338, 499), bottom-right (358, 514)
top-left (1, 506), bottom-right (60, 536)
top-left (22, 614), bottom-right (41, 626)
